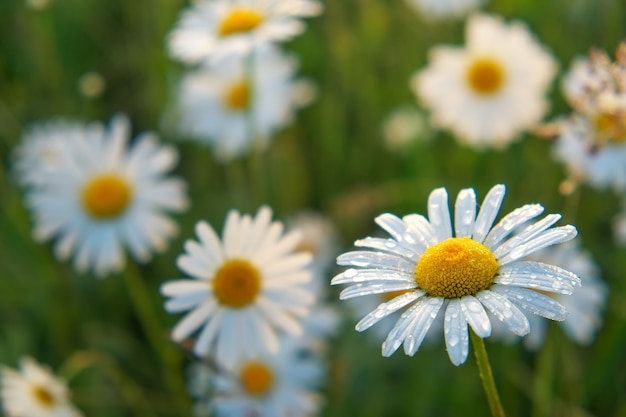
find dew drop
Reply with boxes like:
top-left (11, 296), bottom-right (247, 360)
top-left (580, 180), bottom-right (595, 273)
top-left (448, 334), bottom-right (460, 347)
top-left (344, 269), bottom-right (358, 278)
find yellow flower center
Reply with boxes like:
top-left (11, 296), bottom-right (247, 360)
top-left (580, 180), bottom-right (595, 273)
top-left (466, 58), bottom-right (506, 96)
top-left (240, 361), bottom-right (275, 396)
top-left (223, 81), bottom-right (251, 111)
top-left (31, 385), bottom-right (55, 409)
top-left (212, 259), bottom-right (261, 307)
top-left (218, 8), bottom-right (264, 36)
top-left (593, 111), bottom-right (626, 144)
top-left (414, 237), bottom-right (498, 299)
top-left (82, 174), bottom-right (132, 219)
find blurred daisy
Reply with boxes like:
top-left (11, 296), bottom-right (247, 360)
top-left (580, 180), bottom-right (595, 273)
top-left (168, 0), bottom-right (323, 65)
top-left (553, 43), bottom-right (626, 191)
top-left (189, 337), bottom-right (325, 417)
top-left (24, 114), bottom-right (189, 277)
top-left (1, 357), bottom-right (82, 417)
top-left (520, 241), bottom-right (607, 349)
top-left (405, 0), bottom-right (485, 20)
top-left (160, 206), bottom-right (314, 368)
top-left (381, 106), bottom-right (430, 153)
top-left (332, 184), bottom-right (580, 366)
top-left (412, 14), bottom-right (557, 148)
top-left (176, 45), bottom-right (304, 160)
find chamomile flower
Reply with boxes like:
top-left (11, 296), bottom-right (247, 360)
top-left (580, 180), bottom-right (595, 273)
top-left (1, 357), bottom-right (82, 417)
top-left (189, 336), bottom-right (325, 417)
top-left (520, 241), bottom-right (607, 349)
top-left (160, 206), bottom-right (315, 368)
top-left (405, 0), bottom-right (485, 20)
top-left (176, 45), bottom-right (303, 160)
top-left (23, 114), bottom-right (189, 277)
top-left (332, 184), bottom-right (580, 366)
top-left (411, 14), bottom-right (557, 148)
top-left (168, 0), bottom-right (323, 65)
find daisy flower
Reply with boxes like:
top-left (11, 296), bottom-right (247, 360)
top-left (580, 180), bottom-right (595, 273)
top-left (1, 357), bottom-right (82, 417)
top-left (332, 184), bottom-right (581, 366)
top-left (381, 105), bottom-right (431, 153)
top-left (168, 0), bottom-right (323, 65)
top-left (160, 206), bottom-right (315, 368)
top-left (552, 43), bottom-right (626, 191)
top-left (405, 0), bottom-right (485, 20)
top-left (189, 336), bottom-right (325, 417)
top-left (23, 114), bottom-right (189, 277)
top-left (519, 241), bottom-right (607, 349)
top-left (175, 45), bottom-right (305, 160)
top-left (411, 14), bottom-right (557, 148)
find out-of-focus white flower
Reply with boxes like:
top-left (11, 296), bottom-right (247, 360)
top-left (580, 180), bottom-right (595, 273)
top-left (22, 114), bottom-right (189, 277)
top-left (381, 106), bottom-right (430, 153)
top-left (77, 72), bottom-right (106, 99)
top-left (176, 46), bottom-right (307, 161)
top-left (405, 0), bottom-right (485, 20)
top-left (168, 0), bottom-right (323, 65)
top-left (1, 357), bottom-right (82, 417)
top-left (25, 0), bottom-right (52, 11)
top-left (412, 14), bottom-right (557, 149)
top-left (161, 206), bottom-right (315, 368)
top-left (333, 184), bottom-right (580, 366)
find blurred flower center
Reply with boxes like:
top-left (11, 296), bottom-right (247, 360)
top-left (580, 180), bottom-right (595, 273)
top-left (593, 111), bottom-right (626, 144)
top-left (31, 385), bottom-right (55, 408)
top-left (414, 237), bottom-right (498, 298)
top-left (224, 81), bottom-right (251, 110)
top-left (466, 58), bottom-right (505, 96)
top-left (219, 8), bottom-right (264, 36)
top-left (381, 289), bottom-right (411, 302)
top-left (213, 259), bottom-right (260, 307)
top-left (240, 361), bottom-right (275, 396)
top-left (82, 174), bottom-right (132, 219)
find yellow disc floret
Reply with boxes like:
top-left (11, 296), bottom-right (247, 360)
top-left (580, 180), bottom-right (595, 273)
top-left (82, 174), bottom-right (132, 220)
top-left (593, 110), bottom-right (626, 145)
top-left (466, 57), bottom-right (505, 96)
top-left (224, 80), bottom-right (251, 111)
top-left (218, 8), bottom-right (264, 36)
top-left (240, 361), bottom-right (275, 396)
top-left (31, 385), bottom-right (55, 409)
top-left (414, 237), bottom-right (498, 298)
top-left (212, 259), bottom-right (261, 308)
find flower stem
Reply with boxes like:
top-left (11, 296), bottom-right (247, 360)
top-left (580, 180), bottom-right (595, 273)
top-left (470, 329), bottom-right (507, 417)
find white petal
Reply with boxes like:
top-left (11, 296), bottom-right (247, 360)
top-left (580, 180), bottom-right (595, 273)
top-left (444, 299), bottom-right (470, 366)
top-left (454, 188), bottom-right (477, 238)
top-left (192, 309), bottom-right (223, 357)
top-left (491, 285), bottom-right (568, 321)
top-left (476, 290), bottom-right (530, 336)
top-left (493, 214), bottom-right (562, 259)
top-left (403, 297), bottom-right (444, 355)
top-left (195, 221), bottom-right (224, 265)
top-left (428, 188), bottom-right (452, 241)
top-left (339, 281), bottom-right (417, 300)
top-left (498, 226), bottom-right (578, 265)
top-left (375, 214), bottom-right (425, 252)
top-left (171, 300), bottom-right (217, 342)
top-left (354, 237), bottom-right (419, 261)
top-left (355, 290), bottom-right (425, 331)
top-left (472, 184), bottom-right (506, 243)
top-left (337, 251), bottom-right (416, 271)
top-left (331, 268), bottom-right (414, 285)
top-left (160, 279), bottom-right (209, 297)
top-left (484, 204), bottom-right (544, 250)
top-left (460, 295), bottom-right (491, 337)
top-left (403, 214), bottom-right (438, 247)
top-left (495, 261), bottom-right (580, 294)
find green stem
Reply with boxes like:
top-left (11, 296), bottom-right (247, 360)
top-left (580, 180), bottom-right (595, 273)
top-left (123, 263), bottom-right (191, 415)
top-left (470, 329), bottom-right (507, 417)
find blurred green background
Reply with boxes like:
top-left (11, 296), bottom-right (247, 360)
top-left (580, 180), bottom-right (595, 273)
top-left (1, 0), bottom-right (626, 416)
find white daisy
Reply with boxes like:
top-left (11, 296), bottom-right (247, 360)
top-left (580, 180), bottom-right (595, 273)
top-left (189, 336), bottom-right (325, 417)
top-left (520, 241), bottom-right (607, 349)
top-left (552, 43), bottom-right (626, 191)
top-left (381, 106), bottom-right (431, 153)
top-left (405, 0), bottom-right (485, 20)
top-left (1, 357), bottom-right (82, 417)
top-left (176, 45), bottom-right (304, 160)
top-left (411, 13), bottom-right (557, 148)
top-left (168, 0), bottom-right (323, 65)
top-left (332, 184), bottom-right (581, 366)
top-left (23, 114), bottom-right (189, 277)
top-left (160, 206), bottom-right (315, 368)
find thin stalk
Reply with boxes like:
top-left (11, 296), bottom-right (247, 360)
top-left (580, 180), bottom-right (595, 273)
top-left (470, 329), bottom-right (507, 417)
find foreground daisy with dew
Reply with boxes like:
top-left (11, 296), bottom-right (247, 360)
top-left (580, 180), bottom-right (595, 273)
top-left (160, 206), bottom-right (315, 368)
top-left (332, 184), bottom-right (581, 366)
top-left (1, 357), bottom-right (82, 417)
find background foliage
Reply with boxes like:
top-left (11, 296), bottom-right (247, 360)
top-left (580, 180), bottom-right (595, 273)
top-left (1, 0), bottom-right (626, 416)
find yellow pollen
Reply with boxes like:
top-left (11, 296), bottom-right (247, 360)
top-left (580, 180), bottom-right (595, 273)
top-left (240, 361), bottom-right (275, 396)
top-left (593, 111), bottom-right (626, 145)
top-left (414, 237), bottom-right (498, 299)
top-left (224, 81), bottom-right (251, 111)
top-left (466, 58), bottom-right (505, 96)
top-left (381, 289), bottom-right (410, 302)
top-left (31, 385), bottom-right (55, 408)
top-left (218, 8), bottom-right (264, 36)
top-left (82, 174), bottom-right (132, 219)
top-left (212, 259), bottom-right (261, 307)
